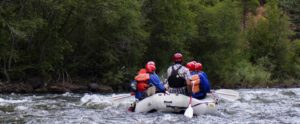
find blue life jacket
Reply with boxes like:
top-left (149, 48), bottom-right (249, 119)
top-left (189, 71), bottom-right (211, 99)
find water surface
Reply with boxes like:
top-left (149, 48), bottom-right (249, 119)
top-left (0, 88), bottom-right (299, 124)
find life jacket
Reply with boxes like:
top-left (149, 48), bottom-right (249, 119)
top-left (188, 74), bottom-right (200, 94)
top-left (135, 69), bottom-right (150, 92)
top-left (168, 65), bottom-right (186, 88)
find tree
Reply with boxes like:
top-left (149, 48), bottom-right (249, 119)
top-left (190, 0), bottom-right (247, 86)
top-left (142, 0), bottom-right (197, 71)
top-left (246, 0), bottom-right (294, 81)
top-left (279, 0), bottom-right (300, 39)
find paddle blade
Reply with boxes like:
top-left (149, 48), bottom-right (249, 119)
top-left (215, 89), bottom-right (240, 101)
top-left (184, 104), bottom-right (193, 118)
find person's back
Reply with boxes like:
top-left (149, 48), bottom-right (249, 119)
top-left (134, 61), bottom-right (166, 100)
top-left (192, 62), bottom-right (211, 99)
top-left (167, 53), bottom-right (190, 95)
top-left (134, 68), bottom-right (150, 100)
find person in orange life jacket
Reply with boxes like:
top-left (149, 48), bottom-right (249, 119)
top-left (134, 61), bottom-right (168, 100)
top-left (186, 62), bottom-right (211, 99)
top-left (185, 61), bottom-right (196, 94)
top-left (167, 53), bottom-right (190, 95)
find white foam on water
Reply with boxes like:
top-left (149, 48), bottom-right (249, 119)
top-left (0, 98), bottom-right (29, 103)
top-left (80, 94), bottom-right (110, 103)
top-left (1, 88), bottom-right (299, 124)
top-left (15, 106), bottom-right (28, 111)
top-left (62, 92), bottom-right (72, 96)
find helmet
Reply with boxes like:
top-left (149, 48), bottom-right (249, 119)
top-left (146, 62), bottom-right (156, 73)
top-left (186, 61), bottom-right (196, 71)
top-left (172, 53), bottom-right (183, 63)
top-left (195, 62), bottom-right (203, 71)
top-left (147, 61), bottom-right (155, 66)
top-left (138, 68), bottom-right (147, 74)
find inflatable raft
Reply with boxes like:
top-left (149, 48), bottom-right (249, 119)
top-left (134, 93), bottom-right (218, 115)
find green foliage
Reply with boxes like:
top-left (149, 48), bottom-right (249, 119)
top-left (190, 0), bottom-right (246, 85)
top-left (0, 0), bottom-right (299, 89)
top-left (61, 0), bottom-right (147, 86)
top-left (287, 40), bottom-right (300, 79)
top-left (278, 0), bottom-right (300, 39)
top-left (246, 0), bottom-right (293, 81)
top-left (142, 0), bottom-right (197, 69)
top-left (231, 60), bottom-right (271, 87)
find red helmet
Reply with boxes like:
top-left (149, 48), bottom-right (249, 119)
top-left (186, 61), bottom-right (196, 71)
top-left (195, 62), bottom-right (203, 71)
top-left (172, 53), bottom-right (183, 62)
top-left (146, 61), bottom-right (156, 73)
top-left (138, 68), bottom-right (147, 74)
top-left (147, 61), bottom-right (155, 66)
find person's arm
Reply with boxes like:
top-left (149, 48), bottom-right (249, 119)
top-left (149, 74), bottom-right (165, 92)
top-left (167, 67), bottom-right (172, 78)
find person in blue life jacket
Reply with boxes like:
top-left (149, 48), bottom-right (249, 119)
top-left (129, 61), bottom-right (169, 112)
top-left (186, 61), bottom-right (211, 100)
top-left (133, 61), bottom-right (168, 100)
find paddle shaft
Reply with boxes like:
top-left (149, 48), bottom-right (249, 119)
top-left (214, 92), bottom-right (237, 97)
top-left (112, 95), bottom-right (133, 101)
top-left (210, 89), bottom-right (240, 101)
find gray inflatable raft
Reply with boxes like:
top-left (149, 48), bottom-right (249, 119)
top-left (134, 93), bottom-right (217, 115)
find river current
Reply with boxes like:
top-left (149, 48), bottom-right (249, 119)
top-left (0, 88), bottom-right (299, 124)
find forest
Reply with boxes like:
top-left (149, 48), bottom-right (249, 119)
top-left (0, 0), bottom-right (299, 92)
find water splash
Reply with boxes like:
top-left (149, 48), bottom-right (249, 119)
top-left (0, 88), bottom-right (299, 124)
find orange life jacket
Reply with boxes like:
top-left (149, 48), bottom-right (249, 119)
top-left (135, 69), bottom-right (150, 92)
top-left (187, 74), bottom-right (201, 94)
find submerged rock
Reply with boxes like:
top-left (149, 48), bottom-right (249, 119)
top-left (47, 82), bottom-right (88, 93)
top-left (0, 82), bottom-right (33, 93)
top-left (88, 83), bottom-right (113, 93)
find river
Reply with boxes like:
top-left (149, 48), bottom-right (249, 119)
top-left (0, 88), bottom-right (299, 124)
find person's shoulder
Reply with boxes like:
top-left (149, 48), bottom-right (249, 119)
top-left (180, 65), bottom-right (189, 72)
top-left (167, 65), bottom-right (172, 70)
top-left (181, 65), bottom-right (188, 70)
top-left (149, 73), bottom-right (159, 77)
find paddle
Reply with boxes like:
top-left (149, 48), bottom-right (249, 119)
top-left (184, 95), bottom-right (193, 118)
top-left (111, 93), bottom-right (134, 101)
top-left (184, 81), bottom-right (194, 118)
top-left (212, 89), bottom-right (240, 101)
top-left (112, 95), bottom-right (133, 101)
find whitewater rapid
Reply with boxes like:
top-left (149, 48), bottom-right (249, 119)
top-left (0, 88), bottom-right (299, 124)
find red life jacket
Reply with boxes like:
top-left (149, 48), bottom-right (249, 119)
top-left (135, 69), bottom-right (150, 92)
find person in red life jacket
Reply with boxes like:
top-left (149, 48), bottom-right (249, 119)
top-left (134, 61), bottom-right (168, 100)
top-left (166, 53), bottom-right (190, 95)
top-left (186, 62), bottom-right (211, 99)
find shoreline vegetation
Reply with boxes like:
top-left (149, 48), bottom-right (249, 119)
top-left (1, 0), bottom-right (300, 93)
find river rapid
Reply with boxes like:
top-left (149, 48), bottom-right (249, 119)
top-left (0, 88), bottom-right (299, 124)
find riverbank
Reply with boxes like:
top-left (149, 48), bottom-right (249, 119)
top-left (0, 82), bottom-right (113, 94)
top-left (0, 81), bottom-right (299, 94)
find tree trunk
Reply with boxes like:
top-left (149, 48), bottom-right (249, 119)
top-left (242, 0), bottom-right (247, 31)
top-left (3, 57), bottom-right (10, 83)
